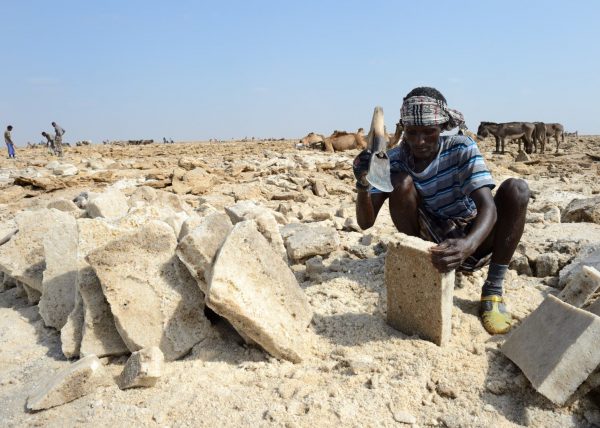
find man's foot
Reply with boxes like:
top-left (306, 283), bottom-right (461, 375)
top-left (480, 295), bottom-right (512, 334)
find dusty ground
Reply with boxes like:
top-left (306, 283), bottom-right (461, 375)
top-left (0, 135), bottom-right (599, 427)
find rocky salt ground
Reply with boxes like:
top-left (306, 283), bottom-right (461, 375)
top-left (0, 137), bottom-right (599, 427)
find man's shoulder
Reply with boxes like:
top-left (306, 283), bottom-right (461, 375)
top-left (440, 135), bottom-right (479, 156)
top-left (442, 134), bottom-right (477, 148)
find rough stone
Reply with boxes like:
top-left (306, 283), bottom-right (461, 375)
top-left (343, 217), bottom-right (361, 232)
top-left (39, 213), bottom-right (78, 330)
top-left (60, 290), bottom-right (84, 358)
top-left (176, 212), bottom-right (233, 292)
top-left (515, 151), bottom-right (531, 162)
top-left (557, 266), bottom-right (600, 307)
top-left (47, 198), bottom-right (80, 213)
top-left (561, 196), bottom-right (600, 224)
top-left (77, 219), bottom-right (129, 358)
top-left (385, 233), bottom-right (455, 346)
top-left (508, 164), bottom-right (531, 175)
top-left (177, 213), bottom-right (204, 241)
top-left (542, 205), bottom-right (561, 223)
top-left (501, 295), bottom-right (600, 405)
top-left (311, 179), bottom-right (328, 197)
top-left (118, 347), bottom-right (164, 389)
top-left (86, 190), bottom-right (129, 219)
top-left (128, 186), bottom-right (191, 214)
top-left (225, 201), bottom-right (287, 260)
top-left (52, 164), bottom-right (79, 176)
top-left (281, 221), bottom-right (340, 262)
top-left (0, 209), bottom-right (72, 292)
top-left (27, 355), bottom-right (111, 411)
top-left (171, 176), bottom-right (192, 194)
top-left (195, 203), bottom-right (219, 217)
top-left (116, 204), bottom-right (178, 230)
top-left (509, 254), bottom-right (533, 276)
top-left (535, 253), bottom-right (559, 277)
top-left (163, 211), bottom-right (190, 238)
top-left (207, 220), bottom-right (313, 362)
top-left (86, 221), bottom-right (211, 360)
top-left (182, 167), bottom-right (214, 195)
top-left (559, 245), bottom-right (600, 288)
top-left (197, 194), bottom-right (235, 210)
top-left (178, 156), bottom-right (204, 171)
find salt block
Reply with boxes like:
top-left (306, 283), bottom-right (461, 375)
top-left (225, 201), bottom-right (287, 260)
top-left (39, 213), bottom-right (78, 330)
top-left (176, 212), bottom-right (233, 291)
top-left (0, 209), bottom-right (72, 292)
top-left (384, 233), bottom-right (455, 346)
top-left (27, 355), bottom-right (111, 411)
top-left (77, 219), bottom-right (129, 358)
top-left (281, 221), bottom-right (340, 262)
top-left (557, 265), bottom-right (600, 308)
top-left (86, 221), bottom-right (211, 361)
top-left (86, 190), bottom-right (129, 219)
top-left (207, 220), bottom-right (313, 362)
top-left (502, 295), bottom-right (600, 405)
top-left (118, 347), bottom-right (164, 389)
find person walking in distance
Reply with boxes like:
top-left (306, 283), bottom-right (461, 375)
top-left (42, 131), bottom-right (56, 155)
top-left (52, 121), bottom-right (65, 157)
top-left (4, 125), bottom-right (16, 159)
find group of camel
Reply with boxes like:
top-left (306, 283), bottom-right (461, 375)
top-left (299, 121), bottom-right (565, 155)
top-left (298, 122), bottom-right (403, 153)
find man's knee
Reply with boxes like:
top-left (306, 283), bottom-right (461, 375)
top-left (498, 178), bottom-right (530, 207)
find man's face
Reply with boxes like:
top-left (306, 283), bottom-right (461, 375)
top-left (403, 125), bottom-right (441, 159)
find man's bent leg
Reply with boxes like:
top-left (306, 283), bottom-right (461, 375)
top-left (490, 178), bottom-right (530, 265)
top-left (481, 178), bottom-right (530, 334)
top-left (388, 172), bottom-right (420, 236)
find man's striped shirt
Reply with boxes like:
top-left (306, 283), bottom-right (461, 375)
top-left (370, 135), bottom-right (495, 220)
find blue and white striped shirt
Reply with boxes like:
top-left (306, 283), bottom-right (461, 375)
top-left (370, 135), bottom-right (495, 220)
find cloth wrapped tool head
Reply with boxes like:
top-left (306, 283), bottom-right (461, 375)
top-left (400, 95), bottom-right (465, 131)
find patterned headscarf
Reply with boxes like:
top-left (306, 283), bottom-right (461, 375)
top-left (400, 95), bottom-right (465, 131)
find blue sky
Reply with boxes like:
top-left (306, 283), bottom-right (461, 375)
top-left (1, 1), bottom-right (599, 145)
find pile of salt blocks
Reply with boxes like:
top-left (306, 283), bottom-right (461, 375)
top-left (0, 187), bottom-right (331, 410)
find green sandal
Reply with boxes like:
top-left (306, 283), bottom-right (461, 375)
top-left (480, 295), bottom-right (512, 335)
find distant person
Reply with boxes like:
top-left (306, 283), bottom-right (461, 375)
top-left (51, 121), bottom-right (65, 157)
top-left (41, 131), bottom-right (56, 155)
top-left (353, 87), bottom-right (530, 335)
top-left (4, 125), bottom-right (16, 158)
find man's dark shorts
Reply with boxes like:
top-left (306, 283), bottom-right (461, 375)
top-left (417, 207), bottom-right (491, 272)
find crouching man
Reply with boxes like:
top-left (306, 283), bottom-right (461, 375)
top-left (354, 87), bottom-right (529, 334)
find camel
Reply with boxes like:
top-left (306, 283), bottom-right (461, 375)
top-left (298, 132), bottom-right (326, 149)
top-left (322, 128), bottom-right (367, 152)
